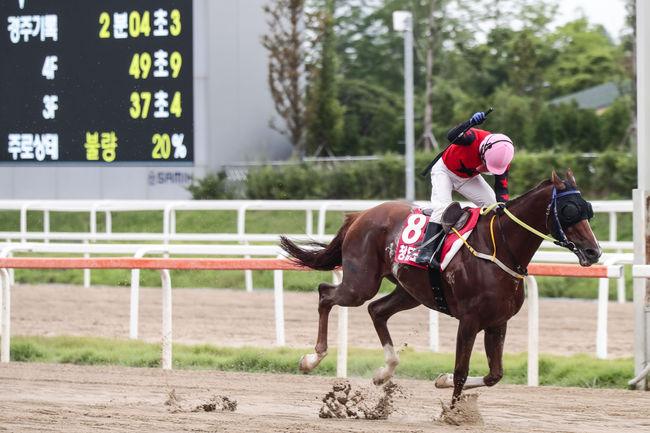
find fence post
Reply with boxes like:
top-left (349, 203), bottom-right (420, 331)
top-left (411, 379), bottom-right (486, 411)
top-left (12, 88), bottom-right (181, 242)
top-left (525, 276), bottom-right (539, 387)
top-left (429, 310), bottom-right (439, 352)
top-left (237, 204), bottom-right (253, 291)
top-left (273, 256), bottom-right (285, 346)
top-left (334, 270), bottom-right (347, 378)
top-left (597, 276), bottom-right (609, 359)
top-left (159, 269), bottom-right (172, 370)
top-left (1, 268), bottom-right (10, 363)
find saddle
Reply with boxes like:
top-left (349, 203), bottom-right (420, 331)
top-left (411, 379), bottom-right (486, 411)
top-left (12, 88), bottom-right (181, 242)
top-left (441, 202), bottom-right (471, 235)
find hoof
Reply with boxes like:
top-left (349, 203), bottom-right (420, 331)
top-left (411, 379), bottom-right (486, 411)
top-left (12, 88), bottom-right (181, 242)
top-left (299, 352), bottom-right (326, 372)
top-left (298, 355), bottom-right (311, 372)
top-left (372, 367), bottom-right (391, 386)
top-left (435, 373), bottom-right (453, 388)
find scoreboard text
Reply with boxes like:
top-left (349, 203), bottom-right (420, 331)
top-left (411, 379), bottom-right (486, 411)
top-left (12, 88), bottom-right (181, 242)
top-left (1, 0), bottom-right (194, 164)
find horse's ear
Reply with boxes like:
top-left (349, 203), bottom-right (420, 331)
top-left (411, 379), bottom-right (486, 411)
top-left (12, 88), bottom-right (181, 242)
top-left (566, 169), bottom-right (577, 187)
top-left (551, 170), bottom-right (565, 189)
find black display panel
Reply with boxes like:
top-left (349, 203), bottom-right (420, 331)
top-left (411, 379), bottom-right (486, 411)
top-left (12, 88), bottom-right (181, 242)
top-left (1, 0), bottom-right (193, 164)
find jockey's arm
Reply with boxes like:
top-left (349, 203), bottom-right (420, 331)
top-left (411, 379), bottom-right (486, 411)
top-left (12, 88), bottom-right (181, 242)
top-left (447, 121), bottom-right (475, 146)
top-left (494, 171), bottom-right (509, 202)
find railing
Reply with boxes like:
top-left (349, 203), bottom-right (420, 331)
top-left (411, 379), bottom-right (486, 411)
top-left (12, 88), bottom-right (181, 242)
top-left (630, 265), bottom-right (650, 387)
top-left (0, 199), bottom-right (634, 293)
top-left (0, 199), bottom-right (635, 378)
top-left (0, 255), bottom-right (623, 386)
top-left (0, 198), bottom-right (633, 243)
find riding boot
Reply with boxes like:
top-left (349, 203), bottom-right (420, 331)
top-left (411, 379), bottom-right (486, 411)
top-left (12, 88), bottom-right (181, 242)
top-left (414, 221), bottom-right (444, 268)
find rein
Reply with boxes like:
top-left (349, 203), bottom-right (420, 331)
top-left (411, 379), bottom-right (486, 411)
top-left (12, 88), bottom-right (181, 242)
top-left (450, 213), bottom-right (526, 280)
top-left (452, 187), bottom-right (583, 280)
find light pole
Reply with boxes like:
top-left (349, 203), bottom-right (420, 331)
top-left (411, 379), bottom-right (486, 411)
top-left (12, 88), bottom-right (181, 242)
top-left (393, 11), bottom-right (415, 201)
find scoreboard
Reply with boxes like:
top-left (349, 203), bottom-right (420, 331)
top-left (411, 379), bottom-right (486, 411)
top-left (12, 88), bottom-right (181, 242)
top-left (1, 0), bottom-right (193, 165)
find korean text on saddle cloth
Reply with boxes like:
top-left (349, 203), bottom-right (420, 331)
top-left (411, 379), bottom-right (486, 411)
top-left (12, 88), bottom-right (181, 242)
top-left (394, 207), bottom-right (482, 271)
top-left (394, 208), bottom-right (429, 270)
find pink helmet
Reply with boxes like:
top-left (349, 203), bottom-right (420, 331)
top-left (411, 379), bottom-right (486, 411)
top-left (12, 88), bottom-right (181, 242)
top-left (479, 134), bottom-right (514, 175)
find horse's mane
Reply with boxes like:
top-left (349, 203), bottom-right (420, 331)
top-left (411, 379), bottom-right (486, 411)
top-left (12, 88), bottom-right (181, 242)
top-left (506, 178), bottom-right (553, 208)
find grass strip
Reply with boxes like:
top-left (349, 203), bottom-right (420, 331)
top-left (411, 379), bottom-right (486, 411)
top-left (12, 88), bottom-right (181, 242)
top-left (9, 335), bottom-right (634, 389)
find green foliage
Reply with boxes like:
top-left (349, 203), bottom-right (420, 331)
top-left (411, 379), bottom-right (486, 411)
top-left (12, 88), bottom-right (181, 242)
top-left (242, 151), bottom-right (635, 200)
top-left (320, 1), bottom-right (633, 157)
top-left (543, 19), bottom-right (623, 97)
top-left (9, 336), bottom-right (634, 388)
top-left (187, 171), bottom-right (238, 200)
top-left (261, 0), bottom-right (632, 158)
top-left (338, 79), bottom-right (403, 154)
top-left (305, 0), bottom-right (344, 156)
top-left (245, 154), bottom-right (408, 199)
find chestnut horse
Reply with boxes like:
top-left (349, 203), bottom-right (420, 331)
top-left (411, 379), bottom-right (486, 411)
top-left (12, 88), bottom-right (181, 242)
top-left (280, 170), bottom-right (601, 406)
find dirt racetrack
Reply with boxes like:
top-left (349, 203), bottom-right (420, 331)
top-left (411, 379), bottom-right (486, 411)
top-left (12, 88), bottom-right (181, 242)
top-left (3, 284), bottom-right (649, 432)
top-left (10, 284), bottom-right (637, 356)
top-left (2, 362), bottom-right (649, 433)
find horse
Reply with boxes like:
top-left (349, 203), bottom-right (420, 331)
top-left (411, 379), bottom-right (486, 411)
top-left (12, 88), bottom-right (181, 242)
top-left (279, 170), bottom-right (601, 407)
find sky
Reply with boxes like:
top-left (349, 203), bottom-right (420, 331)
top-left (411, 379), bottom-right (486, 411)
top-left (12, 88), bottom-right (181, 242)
top-left (553, 0), bottom-right (628, 40)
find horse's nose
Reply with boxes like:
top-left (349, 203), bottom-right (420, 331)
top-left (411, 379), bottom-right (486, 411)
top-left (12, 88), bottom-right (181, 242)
top-left (584, 246), bottom-right (602, 263)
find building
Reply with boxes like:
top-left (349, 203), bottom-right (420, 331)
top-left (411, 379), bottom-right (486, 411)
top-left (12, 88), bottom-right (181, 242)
top-left (0, 0), bottom-right (291, 199)
top-left (547, 81), bottom-right (621, 115)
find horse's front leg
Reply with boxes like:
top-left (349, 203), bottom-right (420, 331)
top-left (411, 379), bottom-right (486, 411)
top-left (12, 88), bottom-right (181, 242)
top-left (435, 322), bottom-right (508, 392)
top-left (482, 323), bottom-right (507, 386)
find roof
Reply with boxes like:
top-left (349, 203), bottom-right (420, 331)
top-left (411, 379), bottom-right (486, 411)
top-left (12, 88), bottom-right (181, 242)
top-left (548, 81), bottom-right (620, 110)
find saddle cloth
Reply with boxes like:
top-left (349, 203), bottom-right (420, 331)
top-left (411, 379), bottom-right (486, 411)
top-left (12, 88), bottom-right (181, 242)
top-left (394, 207), bottom-right (481, 270)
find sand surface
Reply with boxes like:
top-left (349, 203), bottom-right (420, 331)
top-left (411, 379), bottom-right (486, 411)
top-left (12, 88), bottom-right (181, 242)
top-left (11, 284), bottom-right (635, 357)
top-left (1, 362), bottom-right (648, 433)
top-left (2, 283), bottom-right (647, 432)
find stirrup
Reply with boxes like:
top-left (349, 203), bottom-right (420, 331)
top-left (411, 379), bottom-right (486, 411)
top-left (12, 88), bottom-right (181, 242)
top-left (441, 202), bottom-right (471, 234)
top-left (414, 222), bottom-right (442, 265)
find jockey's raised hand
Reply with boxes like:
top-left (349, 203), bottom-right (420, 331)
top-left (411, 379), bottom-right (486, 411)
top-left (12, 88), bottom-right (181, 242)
top-left (470, 111), bottom-right (486, 126)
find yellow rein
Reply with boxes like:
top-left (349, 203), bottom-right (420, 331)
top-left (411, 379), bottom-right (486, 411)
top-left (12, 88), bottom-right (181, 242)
top-left (449, 202), bottom-right (553, 280)
top-left (481, 202), bottom-right (557, 244)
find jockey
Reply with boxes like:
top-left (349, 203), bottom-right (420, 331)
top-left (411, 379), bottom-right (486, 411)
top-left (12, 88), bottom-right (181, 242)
top-left (416, 111), bottom-right (514, 266)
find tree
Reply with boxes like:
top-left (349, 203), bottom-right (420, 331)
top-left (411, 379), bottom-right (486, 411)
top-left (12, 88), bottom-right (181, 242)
top-left (422, 0), bottom-right (441, 152)
top-left (305, 0), bottom-right (345, 156)
top-left (338, 79), bottom-right (403, 154)
top-left (544, 18), bottom-right (623, 97)
top-left (262, 0), bottom-right (308, 158)
top-left (619, 0), bottom-right (636, 149)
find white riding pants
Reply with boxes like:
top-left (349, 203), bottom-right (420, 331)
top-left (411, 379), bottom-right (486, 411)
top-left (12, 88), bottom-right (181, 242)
top-left (429, 158), bottom-right (496, 223)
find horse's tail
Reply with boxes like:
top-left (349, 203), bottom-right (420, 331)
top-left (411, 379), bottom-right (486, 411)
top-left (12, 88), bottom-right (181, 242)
top-left (279, 213), bottom-right (360, 271)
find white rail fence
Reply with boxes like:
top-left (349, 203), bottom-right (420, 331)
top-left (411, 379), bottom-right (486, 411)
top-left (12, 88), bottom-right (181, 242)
top-left (0, 199), bottom-right (634, 291)
top-left (0, 254), bottom-right (623, 387)
top-left (0, 199), bottom-right (635, 374)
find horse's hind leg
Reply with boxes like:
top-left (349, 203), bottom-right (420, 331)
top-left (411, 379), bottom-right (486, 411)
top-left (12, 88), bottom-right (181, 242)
top-left (300, 275), bottom-right (381, 372)
top-left (367, 284), bottom-right (420, 385)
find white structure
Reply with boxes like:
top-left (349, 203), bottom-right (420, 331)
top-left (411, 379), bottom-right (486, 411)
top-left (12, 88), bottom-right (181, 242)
top-left (633, 0), bottom-right (650, 390)
top-left (393, 11), bottom-right (415, 202)
top-left (0, 0), bottom-right (289, 199)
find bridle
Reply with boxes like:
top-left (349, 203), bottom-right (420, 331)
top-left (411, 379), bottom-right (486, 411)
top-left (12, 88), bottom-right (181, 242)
top-left (454, 183), bottom-right (594, 279)
top-left (544, 182), bottom-right (594, 252)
